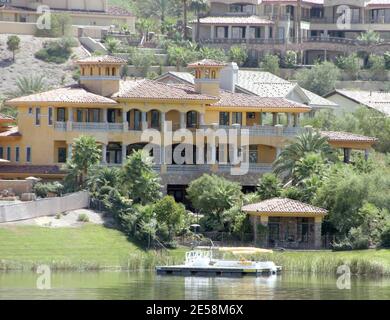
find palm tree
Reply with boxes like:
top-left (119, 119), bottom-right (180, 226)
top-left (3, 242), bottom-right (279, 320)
top-left (273, 130), bottom-right (335, 182)
top-left (190, 0), bottom-right (209, 42)
top-left (105, 37), bottom-right (121, 54)
top-left (8, 75), bottom-right (46, 98)
top-left (183, 0), bottom-right (188, 40)
top-left (357, 30), bottom-right (381, 46)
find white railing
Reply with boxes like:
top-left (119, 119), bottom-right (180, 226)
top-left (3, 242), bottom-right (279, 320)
top-left (53, 122), bottom-right (125, 132)
top-left (54, 121), bottom-right (66, 131)
top-left (218, 163), bottom-right (273, 173)
top-left (200, 125), bottom-right (303, 137)
top-left (166, 165), bottom-right (211, 173)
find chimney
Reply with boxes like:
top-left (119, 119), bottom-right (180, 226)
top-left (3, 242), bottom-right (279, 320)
top-left (220, 62), bottom-right (239, 93)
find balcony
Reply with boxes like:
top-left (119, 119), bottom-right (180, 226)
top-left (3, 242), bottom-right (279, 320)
top-left (200, 125), bottom-right (303, 137)
top-left (54, 121), bottom-right (125, 132)
top-left (152, 164), bottom-right (273, 175)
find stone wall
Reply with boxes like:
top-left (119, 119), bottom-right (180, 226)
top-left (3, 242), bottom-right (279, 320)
top-left (0, 191), bottom-right (89, 223)
top-left (0, 179), bottom-right (34, 196)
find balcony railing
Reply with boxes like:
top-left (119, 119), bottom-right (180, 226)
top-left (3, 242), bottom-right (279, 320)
top-left (200, 125), bottom-right (303, 137)
top-left (150, 164), bottom-right (273, 174)
top-left (54, 121), bottom-right (125, 132)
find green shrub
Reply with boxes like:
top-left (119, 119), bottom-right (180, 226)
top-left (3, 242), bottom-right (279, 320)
top-left (228, 46), bottom-right (248, 67)
top-left (33, 182), bottom-right (64, 198)
top-left (260, 54), bottom-right (280, 75)
top-left (77, 213), bottom-right (89, 222)
top-left (283, 50), bottom-right (297, 68)
top-left (35, 37), bottom-right (77, 64)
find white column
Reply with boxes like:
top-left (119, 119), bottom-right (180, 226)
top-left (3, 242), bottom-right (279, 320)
top-left (160, 111), bottom-right (166, 131)
top-left (245, 26), bottom-right (250, 40)
top-left (276, 147), bottom-right (282, 158)
top-left (293, 113), bottom-right (299, 127)
top-left (123, 110), bottom-right (128, 132)
top-left (68, 107), bottom-right (73, 122)
top-left (264, 25), bottom-right (269, 40)
top-left (102, 109), bottom-right (107, 123)
top-left (286, 113), bottom-right (292, 127)
top-left (67, 143), bottom-right (73, 161)
top-left (141, 111), bottom-right (147, 130)
top-left (228, 26), bottom-right (232, 39)
top-left (199, 113), bottom-right (205, 126)
top-left (180, 112), bottom-right (186, 129)
top-left (101, 144), bottom-right (107, 164)
top-left (210, 25), bottom-right (215, 40)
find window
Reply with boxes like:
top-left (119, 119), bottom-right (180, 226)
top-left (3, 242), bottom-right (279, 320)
top-left (6, 147), bottom-right (11, 161)
top-left (106, 67), bottom-right (110, 76)
top-left (0, 147), bottom-right (3, 159)
top-left (35, 107), bottom-right (41, 125)
top-left (48, 107), bottom-right (53, 125)
top-left (232, 112), bottom-right (242, 125)
top-left (219, 112), bottom-right (230, 126)
top-left (211, 70), bottom-right (216, 79)
top-left (28, 107), bottom-right (33, 115)
top-left (58, 147), bottom-right (67, 163)
top-left (247, 112), bottom-right (255, 119)
top-left (186, 111), bottom-right (198, 128)
top-left (112, 68), bottom-right (116, 76)
top-left (15, 147), bottom-right (20, 162)
top-left (134, 110), bottom-right (142, 130)
top-left (249, 145), bottom-right (257, 163)
top-left (87, 109), bottom-right (100, 122)
top-left (151, 110), bottom-right (160, 129)
top-left (26, 147), bottom-right (31, 163)
top-left (76, 109), bottom-right (83, 122)
top-left (57, 108), bottom-right (66, 122)
top-left (90, 67), bottom-right (93, 76)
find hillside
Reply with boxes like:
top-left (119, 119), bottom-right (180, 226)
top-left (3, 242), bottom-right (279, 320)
top-left (0, 35), bottom-right (89, 97)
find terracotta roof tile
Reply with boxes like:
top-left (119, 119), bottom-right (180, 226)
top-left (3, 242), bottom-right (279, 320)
top-left (112, 80), bottom-right (218, 101)
top-left (321, 131), bottom-right (378, 143)
top-left (193, 16), bottom-right (274, 25)
top-left (242, 198), bottom-right (327, 215)
top-left (0, 113), bottom-right (15, 122)
top-left (6, 85), bottom-right (118, 105)
top-left (0, 127), bottom-right (21, 137)
top-left (0, 4), bottom-right (134, 16)
top-left (188, 59), bottom-right (227, 67)
top-left (77, 55), bottom-right (127, 65)
top-left (212, 90), bottom-right (312, 110)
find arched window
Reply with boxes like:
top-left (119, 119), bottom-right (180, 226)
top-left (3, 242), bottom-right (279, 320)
top-left (150, 110), bottom-right (160, 129)
top-left (186, 111), bottom-right (198, 128)
top-left (106, 67), bottom-right (110, 76)
top-left (112, 67), bottom-right (116, 76)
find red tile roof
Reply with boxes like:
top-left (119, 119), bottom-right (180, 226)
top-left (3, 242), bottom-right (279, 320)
top-left (188, 59), bottom-right (227, 68)
top-left (0, 127), bottom-right (21, 137)
top-left (321, 131), bottom-right (377, 143)
top-left (194, 16), bottom-right (274, 26)
top-left (112, 80), bottom-right (219, 101)
top-left (77, 55), bottom-right (127, 65)
top-left (0, 113), bottom-right (15, 122)
top-left (6, 85), bottom-right (118, 105)
top-left (0, 4), bottom-right (134, 16)
top-left (212, 90), bottom-right (312, 110)
top-left (242, 198), bottom-right (327, 215)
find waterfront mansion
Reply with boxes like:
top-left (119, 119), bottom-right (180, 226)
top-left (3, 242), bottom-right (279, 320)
top-left (1, 56), bottom-right (376, 197)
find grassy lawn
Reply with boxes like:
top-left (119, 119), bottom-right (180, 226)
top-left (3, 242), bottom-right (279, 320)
top-left (0, 224), bottom-right (186, 271)
top-left (1, 224), bottom-right (390, 275)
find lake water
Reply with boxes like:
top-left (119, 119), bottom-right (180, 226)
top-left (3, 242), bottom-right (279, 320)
top-left (1, 271), bottom-right (390, 300)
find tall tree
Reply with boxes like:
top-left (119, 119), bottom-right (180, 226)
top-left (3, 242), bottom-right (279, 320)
top-left (7, 35), bottom-right (20, 62)
top-left (67, 135), bottom-right (102, 187)
top-left (190, 0), bottom-right (209, 42)
top-left (122, 150), bottom-right (162, 204)
top-left (273, 130), bottom-right (335, 182)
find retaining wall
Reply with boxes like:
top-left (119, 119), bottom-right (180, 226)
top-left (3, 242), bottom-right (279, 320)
top-left (0, 191), bottom-right (89, 223)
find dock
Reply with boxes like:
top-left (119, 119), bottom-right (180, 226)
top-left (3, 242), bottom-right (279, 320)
top-left (156, 265), bottom-right (282, 277)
